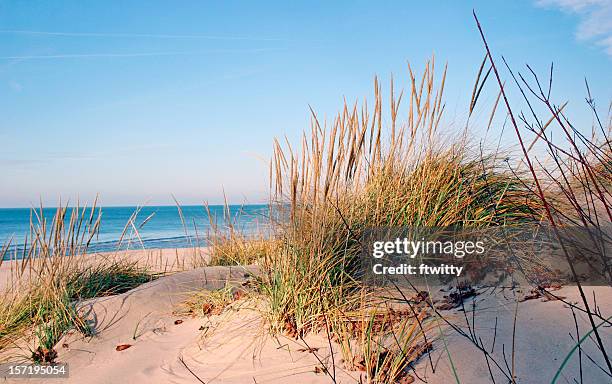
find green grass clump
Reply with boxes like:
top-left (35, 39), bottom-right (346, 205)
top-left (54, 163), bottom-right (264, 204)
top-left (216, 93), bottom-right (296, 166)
top-left (65, 262), bottom-right (153, 300)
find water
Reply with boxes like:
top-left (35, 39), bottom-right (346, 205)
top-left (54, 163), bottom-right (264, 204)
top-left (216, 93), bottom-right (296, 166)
top-left (0, 205), bottom-right (269, 257)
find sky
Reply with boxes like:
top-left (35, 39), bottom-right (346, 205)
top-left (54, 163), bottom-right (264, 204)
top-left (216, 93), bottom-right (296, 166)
top-left (0, 0), bottom-right (611, 208)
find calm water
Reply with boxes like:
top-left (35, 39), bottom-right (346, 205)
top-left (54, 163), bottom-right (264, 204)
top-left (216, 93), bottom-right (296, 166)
top-left (0, 205), bottom-right (269, 257)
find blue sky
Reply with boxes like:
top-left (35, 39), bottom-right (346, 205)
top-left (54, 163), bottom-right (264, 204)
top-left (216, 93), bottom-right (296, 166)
top-left (0, 0), bottom-right (610, 207)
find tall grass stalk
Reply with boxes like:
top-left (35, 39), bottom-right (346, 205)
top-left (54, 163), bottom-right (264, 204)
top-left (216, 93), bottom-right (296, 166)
top-left (473, 12), bottom-right (611, 376)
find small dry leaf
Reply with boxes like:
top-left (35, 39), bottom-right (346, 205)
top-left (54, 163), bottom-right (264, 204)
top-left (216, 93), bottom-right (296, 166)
top-left (297, 347), bottom-right (319, 353)
top-left (174, 319), bottom-right (184, 325)
top-left (520, 285), bottom-right (565, 302)
top-left (115, 343), bottom-right (132, 351)
top-left (283, 321), bottom-right (298, 339)
top-left (352, 355), bottom-right (366, 371)
top-left (314, 366), bottom-right (328, 374)
top-left (541, 293), bottom-right (566, 302)
top-left (61, 343), bottom-right (69, 349)
top-left (233, 290), bottom-right (245, 300)
top-left (519, 292), bottom-right (541, 302)
top-left (398, 375), bottom-right (416, 384)
top-left (32, 347), bottom-right (57, 363)
top-left (201, 303), bottom-right (213, 315)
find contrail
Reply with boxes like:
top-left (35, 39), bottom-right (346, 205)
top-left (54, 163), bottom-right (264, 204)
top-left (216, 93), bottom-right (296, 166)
top-left (0, 47), bottom-right (285, 60)
top-left (0, 29), bottom-right (287, 41)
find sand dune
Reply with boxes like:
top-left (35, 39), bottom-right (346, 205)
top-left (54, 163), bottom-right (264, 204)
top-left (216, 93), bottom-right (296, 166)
top-left (3, 264), bottom-right (359, 383)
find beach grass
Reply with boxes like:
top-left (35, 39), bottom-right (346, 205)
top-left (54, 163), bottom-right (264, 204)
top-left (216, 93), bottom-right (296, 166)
top-left (0, 204), bottom-right (156, 361)
top-left (199, 54), bottom-right (610, 380)
top-left (263, 60), bottom-right (538, 324)
top-left (229, 59), bottom-right (547, 381)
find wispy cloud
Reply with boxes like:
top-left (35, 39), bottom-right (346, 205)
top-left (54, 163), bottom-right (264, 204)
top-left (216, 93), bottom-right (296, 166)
top-left (0, 30), bottom-right (287, 41)
top-left (537, 0), bottom-right (612, 56)
top-left (0, 48), bottom-right (285, 60)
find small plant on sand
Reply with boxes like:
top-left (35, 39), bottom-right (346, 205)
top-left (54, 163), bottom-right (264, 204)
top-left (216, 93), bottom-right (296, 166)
top-left (330, 304), bottom-right (432, 383)
top-left (178, 284), bottom-right (246, 318)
